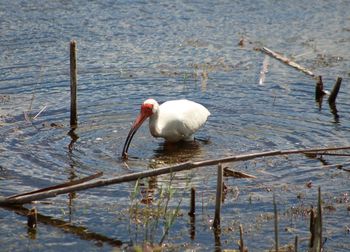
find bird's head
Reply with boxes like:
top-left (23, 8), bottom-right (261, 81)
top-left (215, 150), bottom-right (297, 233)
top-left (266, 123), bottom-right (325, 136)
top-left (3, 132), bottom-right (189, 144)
top-left (122, 99), bottom-right (159, 159)
top-left (141, 98), bottom-right (159, 116)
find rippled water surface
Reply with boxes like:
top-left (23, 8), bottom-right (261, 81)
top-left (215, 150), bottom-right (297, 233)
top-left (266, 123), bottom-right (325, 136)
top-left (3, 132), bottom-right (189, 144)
top-left (1, 0), bottom-right (350, 251)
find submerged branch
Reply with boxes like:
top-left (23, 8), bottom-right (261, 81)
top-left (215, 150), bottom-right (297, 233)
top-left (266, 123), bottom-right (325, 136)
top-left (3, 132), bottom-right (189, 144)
top-left (1, 146), bottom-right (350, 206)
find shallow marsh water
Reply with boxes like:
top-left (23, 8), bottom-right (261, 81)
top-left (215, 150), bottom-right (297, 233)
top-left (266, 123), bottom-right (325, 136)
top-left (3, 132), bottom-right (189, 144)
top-left (1, 0), bottom-right (350, 251)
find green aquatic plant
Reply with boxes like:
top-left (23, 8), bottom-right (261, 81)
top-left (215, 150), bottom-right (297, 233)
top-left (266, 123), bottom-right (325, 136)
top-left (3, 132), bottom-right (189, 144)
top-left (127, 173), bottom-right (183, 246)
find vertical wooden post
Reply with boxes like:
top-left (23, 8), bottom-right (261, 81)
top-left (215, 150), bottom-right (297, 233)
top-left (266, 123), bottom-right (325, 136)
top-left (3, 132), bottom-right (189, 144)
top-left (213, 163), bottom-right (223, 229)
top-left (70, 40), bottom-right (78, 128)
top-left (189, 187), bottom-right (196, 216)
top-left (188, 187), bottom-right (196, 239)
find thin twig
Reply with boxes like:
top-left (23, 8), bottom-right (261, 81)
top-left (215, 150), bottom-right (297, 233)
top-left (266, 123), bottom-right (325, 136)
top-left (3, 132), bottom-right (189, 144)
top-left (307, 152), bottom-right (350, 157)
top-left (33, 105), bottom-right (47, 120)
top-left (273, 193), bottom-right (279, 252)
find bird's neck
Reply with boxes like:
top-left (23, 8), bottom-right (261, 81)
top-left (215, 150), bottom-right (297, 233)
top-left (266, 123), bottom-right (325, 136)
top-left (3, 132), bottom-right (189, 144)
top-left (149, 111), bottom-right (161, 137)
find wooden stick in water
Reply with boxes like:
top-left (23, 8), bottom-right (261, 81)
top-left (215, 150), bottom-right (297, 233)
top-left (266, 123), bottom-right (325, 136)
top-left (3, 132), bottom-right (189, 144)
top-left (239, 224), bottom-right (245, 252)
top-left (213, 163), bottom-right (223, 229)
top-left (188, 187), bottom-right (196, 216)
top-left (315, 76), bottom-right (325, 102)
top-left (70, 40), bottom-right (78, 128)
top-left (27, 207), bottom-right (37, 229)
top-left (273, 194), bottom-right (279, 252)
top-left (328, 77), bottom-right (342, 104)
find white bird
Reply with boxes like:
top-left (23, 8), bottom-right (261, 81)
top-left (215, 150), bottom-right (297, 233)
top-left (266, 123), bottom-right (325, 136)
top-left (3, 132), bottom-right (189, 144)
top-left (122, 98), bottom-right (210, 158)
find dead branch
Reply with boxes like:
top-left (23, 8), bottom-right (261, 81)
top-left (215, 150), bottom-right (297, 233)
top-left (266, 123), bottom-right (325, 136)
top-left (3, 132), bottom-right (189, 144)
top-left (258, 47), bottom-right (316, 78)
top-left (1, 146), bottom-right (350, 206)
top-left (328, 77), bottom-right (342, 104)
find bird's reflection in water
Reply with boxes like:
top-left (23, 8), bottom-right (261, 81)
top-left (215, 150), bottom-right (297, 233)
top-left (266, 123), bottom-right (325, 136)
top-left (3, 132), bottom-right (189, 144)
top-left (150, 140), bottom-right (203, 167)
top-left (138, 141), bottom-right (204, 205)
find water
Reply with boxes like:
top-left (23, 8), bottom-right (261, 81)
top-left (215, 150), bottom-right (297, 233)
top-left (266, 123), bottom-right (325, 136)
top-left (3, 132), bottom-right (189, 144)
top-left (1, 0), bottom-right (350, 251)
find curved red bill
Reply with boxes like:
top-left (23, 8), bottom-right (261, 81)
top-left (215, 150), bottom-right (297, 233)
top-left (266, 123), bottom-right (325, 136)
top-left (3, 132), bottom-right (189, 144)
top-left (121, 112), bottom-right (149, 159)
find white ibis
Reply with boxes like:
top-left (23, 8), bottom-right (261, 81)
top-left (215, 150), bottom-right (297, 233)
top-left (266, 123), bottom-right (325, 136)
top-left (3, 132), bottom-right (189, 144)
top-left (122, 98), bottom-right (210, 158)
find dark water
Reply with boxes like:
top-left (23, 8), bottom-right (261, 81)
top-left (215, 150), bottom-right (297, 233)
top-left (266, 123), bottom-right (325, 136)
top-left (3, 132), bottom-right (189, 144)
top-left (1, 0), bottom-right (350, 251)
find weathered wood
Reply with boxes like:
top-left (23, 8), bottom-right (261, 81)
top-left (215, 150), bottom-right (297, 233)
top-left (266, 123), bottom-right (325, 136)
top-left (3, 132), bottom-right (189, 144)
top-left (1, 146), bottom-right (350, 206)
top-left (259, 47), bottom-right (316, 78)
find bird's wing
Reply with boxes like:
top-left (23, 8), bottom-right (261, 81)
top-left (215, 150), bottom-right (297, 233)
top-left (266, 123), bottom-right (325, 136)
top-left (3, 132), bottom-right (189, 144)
top-left (159, 100), bottom-right (210, 141)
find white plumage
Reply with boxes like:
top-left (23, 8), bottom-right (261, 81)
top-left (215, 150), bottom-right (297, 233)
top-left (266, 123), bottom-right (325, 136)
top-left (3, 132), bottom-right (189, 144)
top-left (122, 99), bottom-right (210, 158)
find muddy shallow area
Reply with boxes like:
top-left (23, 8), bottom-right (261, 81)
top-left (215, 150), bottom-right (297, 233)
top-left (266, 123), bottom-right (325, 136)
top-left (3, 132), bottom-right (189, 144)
top-left (1, 0), bottom-right (350, 251)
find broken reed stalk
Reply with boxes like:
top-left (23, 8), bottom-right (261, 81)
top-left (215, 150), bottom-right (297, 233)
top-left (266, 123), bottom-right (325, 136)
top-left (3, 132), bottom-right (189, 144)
top-left (70, 40), bottom-right (78, 128)
top-left (295, 236), bottom-right (298, 252)
top-left (239, 224), bottom-right (245, 252)
top-left (309, 207), bottom-right (316, 249)
top-left (315, 187), bottom-right (323, 252)
top-left (273, 193), bottom-right (279, 252)
top-left (188, 187), bottom-right (196, 216)
top-left (259, 47), bottom-right (316, 78)
top-left (328, 77), bottom-right (342, 104)
top-left (213, 163), bottom-right (223, 229)
top-left (309, 187), bottom-right (322, 252)
top-left (1, 146), bottom-right (350, 206)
